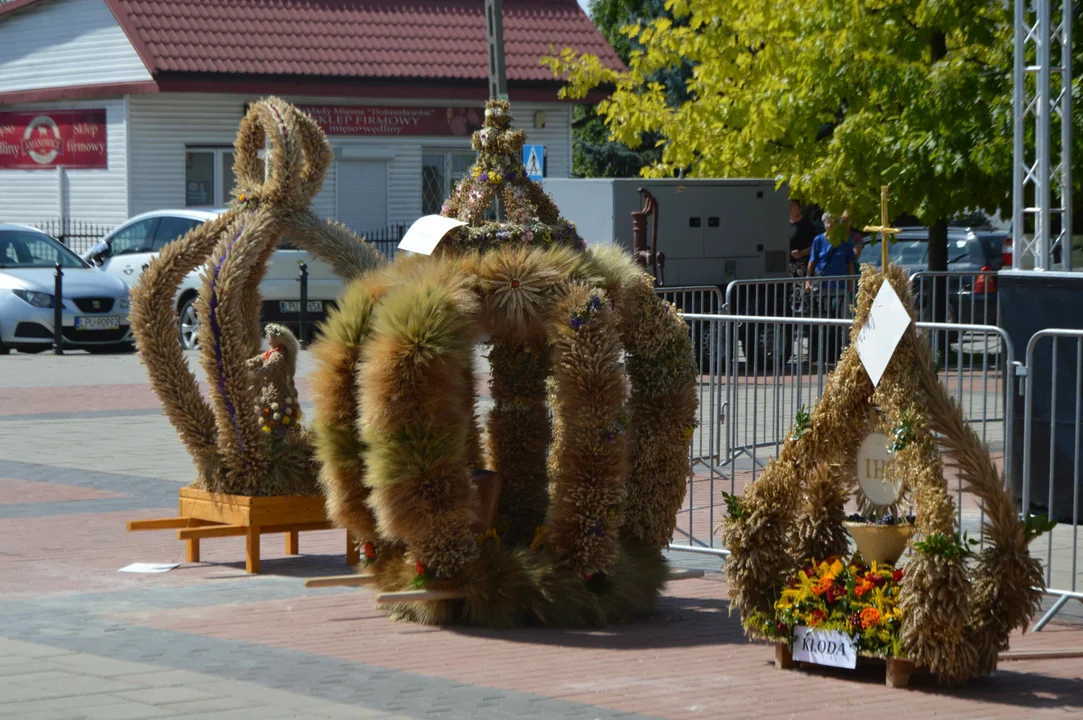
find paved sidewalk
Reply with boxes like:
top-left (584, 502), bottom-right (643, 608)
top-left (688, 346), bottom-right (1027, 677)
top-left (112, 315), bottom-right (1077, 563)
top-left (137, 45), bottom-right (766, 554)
top-left (0, 638), bottom-right (402, 720)
top-left (1, 350), bottom-right (1081, 719)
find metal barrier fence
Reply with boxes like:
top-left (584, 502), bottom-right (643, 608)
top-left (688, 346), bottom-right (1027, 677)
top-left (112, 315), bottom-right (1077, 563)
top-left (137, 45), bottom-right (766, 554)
top-left (1022, 329), bottom-right (1083, 629)
top-left (720, 272), bottom-right (1007, 421)
top-left (723, 271), bottom-right (1001, 325)
top-left (658, 278), bottom-right (1081, 629)
top-left (669, 310), bottom-right (1013, 569)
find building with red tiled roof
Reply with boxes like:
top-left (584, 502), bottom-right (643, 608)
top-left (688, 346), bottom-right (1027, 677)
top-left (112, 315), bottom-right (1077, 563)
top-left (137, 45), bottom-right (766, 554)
top-left (0, 0), bottom-right (621, 234)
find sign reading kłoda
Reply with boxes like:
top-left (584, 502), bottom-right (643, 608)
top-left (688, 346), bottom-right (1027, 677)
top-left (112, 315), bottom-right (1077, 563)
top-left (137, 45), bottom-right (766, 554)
top-left (0, 109), bottom-right (107, 169)
top-left (792, 626), bottom-right (857, 669)
top-left (298, 106), bottom-right (484, 137)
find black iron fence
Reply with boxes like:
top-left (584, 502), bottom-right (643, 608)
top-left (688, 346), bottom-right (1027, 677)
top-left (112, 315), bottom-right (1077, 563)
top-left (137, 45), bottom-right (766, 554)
top-left (30, 219), bottom-right (114, 257)
top-left (361, 224), bottom-right (406, 260)
top-left (27, 218), bottom-right (405, 261)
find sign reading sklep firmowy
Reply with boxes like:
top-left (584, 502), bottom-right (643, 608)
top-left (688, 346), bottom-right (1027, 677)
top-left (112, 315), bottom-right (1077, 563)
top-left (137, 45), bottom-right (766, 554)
top-left (792, 626), bottom-right (857, 669)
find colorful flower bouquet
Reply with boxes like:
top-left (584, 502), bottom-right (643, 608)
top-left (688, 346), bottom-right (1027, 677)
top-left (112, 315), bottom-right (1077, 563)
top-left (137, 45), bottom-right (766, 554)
top-left (752, 555), bottom-right (905, 659)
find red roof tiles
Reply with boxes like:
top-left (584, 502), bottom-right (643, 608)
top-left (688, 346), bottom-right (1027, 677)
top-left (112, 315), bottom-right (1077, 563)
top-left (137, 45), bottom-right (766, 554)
top-left (102, 0), bottom-right (622, 83)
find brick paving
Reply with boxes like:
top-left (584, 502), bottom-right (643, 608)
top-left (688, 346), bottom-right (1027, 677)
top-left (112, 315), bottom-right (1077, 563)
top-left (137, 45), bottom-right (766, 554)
top-left (0, 476), bottom-right (128, 505)
top-left (0, 350), bottom-right (1081, 719)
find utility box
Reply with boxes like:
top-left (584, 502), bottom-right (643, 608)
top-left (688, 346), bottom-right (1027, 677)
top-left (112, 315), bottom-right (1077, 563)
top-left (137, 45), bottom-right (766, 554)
top-left (542, 178), bottom-right (790, 287)
top-left (999, 271), bottom-right (1083, 521)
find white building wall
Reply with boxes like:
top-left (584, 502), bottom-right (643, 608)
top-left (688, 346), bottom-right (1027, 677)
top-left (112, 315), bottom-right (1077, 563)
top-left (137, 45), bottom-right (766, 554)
top-left (127, 93), bottom-right (574, 225)
top-left (0, 0), bottom-right (151, 93)
top-left (0, 96), bottom-right (129, 226)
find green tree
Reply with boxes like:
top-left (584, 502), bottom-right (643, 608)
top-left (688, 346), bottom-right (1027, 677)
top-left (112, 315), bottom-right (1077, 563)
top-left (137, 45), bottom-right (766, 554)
top-left (549, 0), bottom-right (1015, 270)
top-left (572, 0), bottom-right (688, 177)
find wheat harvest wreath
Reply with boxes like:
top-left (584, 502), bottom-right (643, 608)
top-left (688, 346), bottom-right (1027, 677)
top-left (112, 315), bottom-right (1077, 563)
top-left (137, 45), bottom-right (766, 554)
top-left (719, 259), bottom-right (1053, 686)
top-left (129, 97), bottom-right (700, 625)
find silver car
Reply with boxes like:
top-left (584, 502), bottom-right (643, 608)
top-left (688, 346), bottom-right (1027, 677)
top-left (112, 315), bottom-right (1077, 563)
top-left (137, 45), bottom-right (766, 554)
top-left (0, 224), bottom-right (133, 354)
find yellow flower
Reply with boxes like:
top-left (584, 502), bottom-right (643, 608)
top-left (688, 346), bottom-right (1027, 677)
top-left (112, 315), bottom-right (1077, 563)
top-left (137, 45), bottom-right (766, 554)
top-left (282, 416), bottom-right (291, 425)
top-left (261, 425), bottom-right (271, 433)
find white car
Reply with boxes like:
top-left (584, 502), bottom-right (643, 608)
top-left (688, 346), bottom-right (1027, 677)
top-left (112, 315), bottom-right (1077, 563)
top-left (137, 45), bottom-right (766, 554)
top-left (0, 223), bottom-right (133, 354)
top-left (84, 209), bottom-right (343, 349)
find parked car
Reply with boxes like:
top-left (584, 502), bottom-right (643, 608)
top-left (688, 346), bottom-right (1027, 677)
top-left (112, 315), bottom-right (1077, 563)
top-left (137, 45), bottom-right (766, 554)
top-left (84, 210), bottom-right (345, 349)
top-left (0, 224), bottom-right (133, 354)
top-left (863, 227), bottom-right (1006, 326)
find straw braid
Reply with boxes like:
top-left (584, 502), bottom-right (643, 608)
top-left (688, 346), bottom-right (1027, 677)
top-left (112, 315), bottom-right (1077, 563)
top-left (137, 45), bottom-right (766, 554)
top-left (129, 211), bottom-right (238, 484)
top-left (135, 97), bottom-right (377, 496)
top-left (357, 263), bottom-right (481, 577)
top-left (546, 284), bottom-right (629, 576)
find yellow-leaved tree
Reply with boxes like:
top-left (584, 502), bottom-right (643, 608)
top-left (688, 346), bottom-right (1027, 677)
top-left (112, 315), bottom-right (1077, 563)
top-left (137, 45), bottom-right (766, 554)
top-left (546, 0), bottom-right (1015, 271)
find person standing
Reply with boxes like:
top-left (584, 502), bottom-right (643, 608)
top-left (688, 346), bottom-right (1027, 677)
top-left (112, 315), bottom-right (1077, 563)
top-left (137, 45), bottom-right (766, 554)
top-left (789, 199), bottom-right (816, 277)
top-left (806, 212), bottom-right (857, 363)
top-left (806, 212), bottom-right (857, 282)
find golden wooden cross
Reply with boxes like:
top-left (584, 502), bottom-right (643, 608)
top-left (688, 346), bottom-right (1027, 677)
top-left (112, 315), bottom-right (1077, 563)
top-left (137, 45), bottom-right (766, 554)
top-left (863, 185), bottom-right (901, 269)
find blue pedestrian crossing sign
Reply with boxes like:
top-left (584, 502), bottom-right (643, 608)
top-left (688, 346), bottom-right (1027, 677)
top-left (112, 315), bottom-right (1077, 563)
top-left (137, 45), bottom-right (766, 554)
top-left (523, 145), bottom-right (544, 181)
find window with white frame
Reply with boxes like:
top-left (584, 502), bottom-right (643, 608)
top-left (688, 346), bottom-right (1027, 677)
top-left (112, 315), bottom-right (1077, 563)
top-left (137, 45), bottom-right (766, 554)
top-left (185, 148), bottom-right (246, 207)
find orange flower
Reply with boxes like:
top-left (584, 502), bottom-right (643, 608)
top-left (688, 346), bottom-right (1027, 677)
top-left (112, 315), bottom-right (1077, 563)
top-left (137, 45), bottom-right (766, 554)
top-left (809, 609), bottom-right (827, 626)
top-left (854, 580), bottom-right (874, 597)
top-left (813, 576), bottom-right (835, 595)
top-left (860, 608), bottom-right (881, 629)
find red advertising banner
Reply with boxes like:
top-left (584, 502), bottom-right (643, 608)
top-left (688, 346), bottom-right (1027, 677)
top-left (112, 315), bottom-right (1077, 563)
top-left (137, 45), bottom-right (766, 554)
top-left (298, 105), bottom-right (484, 137)
top-left (0, 109), bottom-right (108, 170)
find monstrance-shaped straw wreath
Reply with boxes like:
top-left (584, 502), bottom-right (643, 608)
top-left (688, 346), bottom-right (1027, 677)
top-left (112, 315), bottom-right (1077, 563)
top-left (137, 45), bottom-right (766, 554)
top-left (310, 99), bottom-right (700, 626)
top-left (719, 263), bottom-right (1047, 684)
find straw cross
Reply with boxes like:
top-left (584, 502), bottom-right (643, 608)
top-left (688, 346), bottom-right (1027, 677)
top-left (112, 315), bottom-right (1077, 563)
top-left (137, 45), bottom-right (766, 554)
top-left (863, 185), bottom-right (901, 269)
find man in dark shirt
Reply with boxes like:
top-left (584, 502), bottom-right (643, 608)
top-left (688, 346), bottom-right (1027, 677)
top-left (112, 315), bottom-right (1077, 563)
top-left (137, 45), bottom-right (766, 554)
top-left (789, 199), bottom-right (816, 277)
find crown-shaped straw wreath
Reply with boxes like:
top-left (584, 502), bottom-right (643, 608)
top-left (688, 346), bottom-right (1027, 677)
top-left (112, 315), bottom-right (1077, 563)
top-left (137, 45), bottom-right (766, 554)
top-left (310, 99), bottom-right (700, 626)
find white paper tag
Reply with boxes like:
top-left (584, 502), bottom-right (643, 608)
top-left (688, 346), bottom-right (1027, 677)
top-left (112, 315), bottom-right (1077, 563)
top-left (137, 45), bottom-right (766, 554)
top-left (397, 215), bottom-right (467, 256)
top-left (792, 626), bottom-right (858, 669)
top-left (118, 563), bottom-right (179, 574)
top-left (854, 280), bottom-right (911, 387)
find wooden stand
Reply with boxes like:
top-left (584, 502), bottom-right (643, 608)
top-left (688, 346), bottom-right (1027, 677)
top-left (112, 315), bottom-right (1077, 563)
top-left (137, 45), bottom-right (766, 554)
top-left (128, 487), bottom-right (359, 574)
top-left (885, 658), bottom-right (917, 688)
top-left (774, 642), bottom-right (918, 688)
top-left (775, 642), bottom-right (795, 670)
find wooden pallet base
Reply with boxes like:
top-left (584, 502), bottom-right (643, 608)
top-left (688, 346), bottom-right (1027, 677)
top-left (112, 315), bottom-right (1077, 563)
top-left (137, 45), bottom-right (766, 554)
top-left (128, 487), bottom-right (358, 573)
top-left (774, 642), bottom-right (918, 688)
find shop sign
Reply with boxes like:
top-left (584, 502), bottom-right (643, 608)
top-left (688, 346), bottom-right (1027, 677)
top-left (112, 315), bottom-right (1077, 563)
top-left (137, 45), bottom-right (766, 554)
top-left (298, 105), bottom-right (484, 137)
top-left (0, 109), bottom-right (107, 169)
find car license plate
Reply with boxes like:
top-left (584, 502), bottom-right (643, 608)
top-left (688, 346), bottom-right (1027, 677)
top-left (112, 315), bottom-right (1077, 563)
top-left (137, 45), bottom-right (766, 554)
top-left (75, 316), bottom-right (120, 330)
top-left (279, 301), bottom-right (323, 313)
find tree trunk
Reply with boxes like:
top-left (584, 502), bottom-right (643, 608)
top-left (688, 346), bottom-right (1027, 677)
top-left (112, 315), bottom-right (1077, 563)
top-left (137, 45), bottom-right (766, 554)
top-left (928, 216), bottom-right (952, 360)
top-left (928, 33), bottom-right (952, 359)
top-left (928, 216), bottom-right (949, 274)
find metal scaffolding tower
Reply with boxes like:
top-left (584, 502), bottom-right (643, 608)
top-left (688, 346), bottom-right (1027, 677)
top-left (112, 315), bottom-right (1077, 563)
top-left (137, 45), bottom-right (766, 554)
top-left (1013, 0), bottom-right (1074, 270)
